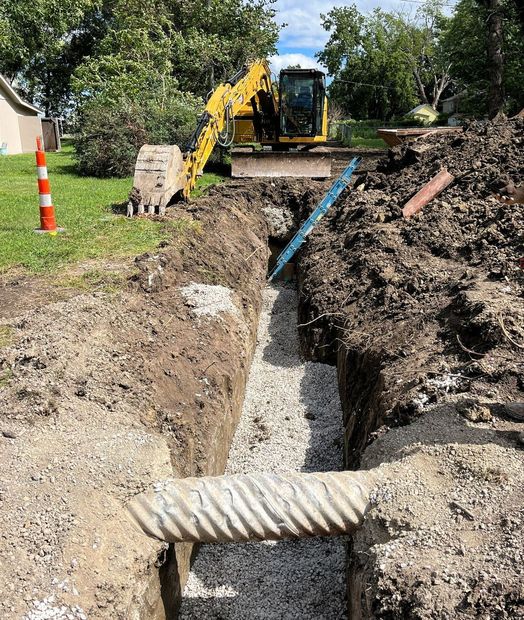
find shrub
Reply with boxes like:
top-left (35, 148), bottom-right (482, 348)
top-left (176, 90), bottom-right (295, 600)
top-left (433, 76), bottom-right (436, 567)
top-left (73, 91), bottom-right (202, 178)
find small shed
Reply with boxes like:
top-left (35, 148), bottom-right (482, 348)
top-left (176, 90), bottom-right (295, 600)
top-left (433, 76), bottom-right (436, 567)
top-left (41, 117), bottom-right (61, 152)
top-left (406, 104), bottom-right (439, 125)
top-left (0, 74), bottom-right (42, 155)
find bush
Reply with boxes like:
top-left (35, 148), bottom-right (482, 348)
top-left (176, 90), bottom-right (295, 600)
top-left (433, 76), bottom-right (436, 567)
top-left (73, 91), bottom-right (202, 178)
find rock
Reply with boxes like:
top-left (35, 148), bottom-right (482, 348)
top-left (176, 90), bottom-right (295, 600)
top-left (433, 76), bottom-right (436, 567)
top-left (505, 402), bottom-right (524, 421)
top-left (456, 399), bottom-right (492, 423)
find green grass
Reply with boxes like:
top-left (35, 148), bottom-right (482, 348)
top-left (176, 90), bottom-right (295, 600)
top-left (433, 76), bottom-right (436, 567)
top-left (55, 269), bottom-right (128, 293)
top-left (0, 144), bottom-right (221, 274)
top-left (0, 326), bottom-right (13, 348)
top-left (350, 137), bottom-right (387, 149)
top-left (193, 172), bottom-right (226, 198)
top-left (0, 367), bottom-right (13, 388)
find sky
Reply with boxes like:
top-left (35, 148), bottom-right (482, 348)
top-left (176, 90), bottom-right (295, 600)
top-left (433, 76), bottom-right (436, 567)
top-left (268, 0), bottom-right (411, 75)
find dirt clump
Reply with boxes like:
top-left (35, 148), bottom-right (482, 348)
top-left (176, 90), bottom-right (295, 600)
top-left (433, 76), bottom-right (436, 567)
top-left (297, 116), bottom-right (524, 617)
top-left (352, 404), bottom-right (524, 619)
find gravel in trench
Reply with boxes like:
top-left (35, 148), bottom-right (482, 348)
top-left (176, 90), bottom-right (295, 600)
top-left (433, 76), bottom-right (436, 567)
top-left (179, 284), bottom-right (346, 619)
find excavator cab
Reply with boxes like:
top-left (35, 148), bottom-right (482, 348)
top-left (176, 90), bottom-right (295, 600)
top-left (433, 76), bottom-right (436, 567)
top-left (279, 69), bottom-right (326, 138)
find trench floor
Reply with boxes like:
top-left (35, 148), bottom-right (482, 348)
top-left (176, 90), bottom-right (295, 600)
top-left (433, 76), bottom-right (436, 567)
top-left (179, 284), bottom-right (346, 619)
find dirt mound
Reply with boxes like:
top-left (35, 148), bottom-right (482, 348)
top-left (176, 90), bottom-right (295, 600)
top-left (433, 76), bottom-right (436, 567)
top-left (300, 117), bottom-right (523, 416)
top-left (297, 117), bottom-right (524, 617)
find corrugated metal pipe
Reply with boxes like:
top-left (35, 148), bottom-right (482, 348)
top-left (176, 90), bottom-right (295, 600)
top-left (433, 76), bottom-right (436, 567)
top-left (126, 471), bottom-right (375, 543)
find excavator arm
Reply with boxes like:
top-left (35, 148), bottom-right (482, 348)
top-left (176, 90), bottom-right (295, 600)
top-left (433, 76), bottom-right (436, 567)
top-left (130, 60), bottom-right (277, 213)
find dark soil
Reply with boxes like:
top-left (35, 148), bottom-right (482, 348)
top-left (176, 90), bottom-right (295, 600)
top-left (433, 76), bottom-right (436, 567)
top-left (299, 116), bottom-right (524, 442)
top-left (297, 116), bottom-right (524, 618)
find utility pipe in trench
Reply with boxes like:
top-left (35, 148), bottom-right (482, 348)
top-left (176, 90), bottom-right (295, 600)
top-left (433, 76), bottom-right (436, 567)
top-left (127, 470), bottom-right (375, 543)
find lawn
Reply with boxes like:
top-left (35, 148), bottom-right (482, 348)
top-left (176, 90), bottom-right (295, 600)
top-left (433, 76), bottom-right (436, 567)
top-left (0, 143), bottom-right (224, 274)
top-left (350, 137), bottom-right (387, 149)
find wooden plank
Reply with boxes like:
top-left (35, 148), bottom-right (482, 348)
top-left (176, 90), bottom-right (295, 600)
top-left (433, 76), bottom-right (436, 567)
top-left (402, 169), bottom-right (454, 218)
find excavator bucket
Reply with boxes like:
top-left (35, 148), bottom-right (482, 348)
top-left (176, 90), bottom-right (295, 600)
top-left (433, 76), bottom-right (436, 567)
top-left (231, 148), bottom-right (332, 179)
top-left (128, 145), bottom-right (186, 216)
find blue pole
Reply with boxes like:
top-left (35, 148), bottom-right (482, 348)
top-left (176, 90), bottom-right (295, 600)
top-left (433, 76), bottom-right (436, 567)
top-left (268, 157), bottom-right (362, 282)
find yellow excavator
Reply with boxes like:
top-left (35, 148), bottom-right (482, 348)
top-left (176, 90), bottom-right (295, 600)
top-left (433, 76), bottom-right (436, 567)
top-left (129, 59), bottom-right (330, 214)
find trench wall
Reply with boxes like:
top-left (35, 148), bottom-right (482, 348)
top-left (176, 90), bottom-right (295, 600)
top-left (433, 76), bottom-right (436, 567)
top-left (0, 181), bottom-right (270, 620)
top-left (129, 186), bottom-right (271, 618)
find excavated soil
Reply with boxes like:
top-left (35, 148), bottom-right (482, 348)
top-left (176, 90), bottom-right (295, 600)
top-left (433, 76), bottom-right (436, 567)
top-left (0, 183), bottom-right (275, 619)
top-left (298, 117), bottom-right (524, 618)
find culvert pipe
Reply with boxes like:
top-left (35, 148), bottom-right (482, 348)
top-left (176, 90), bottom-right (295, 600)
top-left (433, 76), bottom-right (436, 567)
top-left (127, 471), bottom-right (374, 543)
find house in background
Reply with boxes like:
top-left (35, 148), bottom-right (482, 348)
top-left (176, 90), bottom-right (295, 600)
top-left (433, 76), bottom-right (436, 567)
top-left (0, 74), bottom-right (42, 155)
top-left (441, 91), bottom-right (468, 115)
top-left (406, 103), bottom-right (439, 125)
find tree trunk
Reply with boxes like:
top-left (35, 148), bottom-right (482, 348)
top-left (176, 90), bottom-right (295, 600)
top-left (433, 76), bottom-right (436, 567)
top-left (44, 70), bottom-right (52, 117)
top-left (413, 67), bottom-right (429, 104)
top-left (208, 63), bottom-right (215, 91)
top-left (431, 67), bottom-right (452, 110)
top-left (483, 0), bottom-right (504, 119)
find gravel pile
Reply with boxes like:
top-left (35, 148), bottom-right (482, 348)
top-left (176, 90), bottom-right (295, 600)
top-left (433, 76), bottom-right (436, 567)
top-left (180, 283), bottom-right (239, 318)
top-left (180, 284), bottom-right (346, 619)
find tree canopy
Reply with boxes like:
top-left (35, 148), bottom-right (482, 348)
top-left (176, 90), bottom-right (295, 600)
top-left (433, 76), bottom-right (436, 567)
top-left (317, 4), bottom-right (451, 120)
top-left (0, 0), bottom-right (280, 116)
top-left (439, 0), bottom-right (524, 116)
top-left (318, 0), bottom-right (523, 119)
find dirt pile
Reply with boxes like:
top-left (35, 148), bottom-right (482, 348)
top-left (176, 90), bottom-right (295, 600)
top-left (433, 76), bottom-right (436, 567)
top-left (297, 117), bottom-right (524, 618)
top-left (300, 116), bottom-right (523, 424)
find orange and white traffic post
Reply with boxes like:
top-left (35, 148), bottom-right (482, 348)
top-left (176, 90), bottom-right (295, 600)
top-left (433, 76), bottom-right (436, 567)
top-left (35, 136), bottom-right (63, 233)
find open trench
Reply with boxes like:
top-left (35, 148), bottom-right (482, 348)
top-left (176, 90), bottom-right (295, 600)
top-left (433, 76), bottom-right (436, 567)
top-left (158, 170), bottom-right (377, 619)
top-left (5, 153), bottom-right (522, 618)
top-left (128, 171), bottom-right (384, 618)
top-left (179, 284), bottom-right (347, 618)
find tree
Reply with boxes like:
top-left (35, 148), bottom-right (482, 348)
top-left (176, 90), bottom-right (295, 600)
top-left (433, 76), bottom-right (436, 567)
top-left (71, 0), bottom-right (202, 176)
top-left (317, 4), bottom-right (453, 119)
top-left (318, 7), bottom-right (425, 119)
top-left (168, 0), bottom-right (280, 96)
top-left (0, 0), bottom-right (106, 116)
top-left (0, 0), bottom-right (280, 116)
top-left (440, 0), bottom-right (523, 115)
top-left (404, 1), bottom-right (453, 110)
top-left (72, 0), bottom-right (176, 105)
top-left (70, 0), bottom-right (280, 176)
top-left (481, 0), bottom-right (505, 118)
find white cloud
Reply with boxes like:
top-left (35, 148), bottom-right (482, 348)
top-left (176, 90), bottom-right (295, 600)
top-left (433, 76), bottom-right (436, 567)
top-left (274, 0), bottom-right (401, 50)
top-left (269, 53), bottom-right (325, 75)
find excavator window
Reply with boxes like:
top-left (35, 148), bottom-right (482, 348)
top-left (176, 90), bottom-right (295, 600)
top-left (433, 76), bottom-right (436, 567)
top-left (279, 70), bottom-right (325, 138)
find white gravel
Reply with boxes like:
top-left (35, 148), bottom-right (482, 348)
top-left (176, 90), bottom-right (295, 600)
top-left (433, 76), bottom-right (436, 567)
top-left (180, 283), bottom-right (239, 317)
top-left (180, 284), bottom-right (346, 619)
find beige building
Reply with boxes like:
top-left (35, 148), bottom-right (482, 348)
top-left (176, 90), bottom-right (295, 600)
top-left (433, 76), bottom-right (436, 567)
top-left (0, 74), bottom-right (42, 155)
